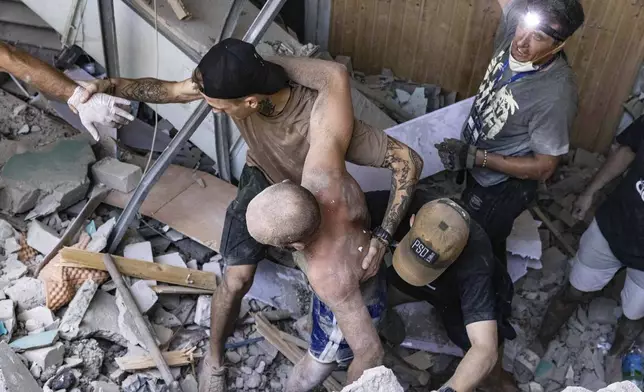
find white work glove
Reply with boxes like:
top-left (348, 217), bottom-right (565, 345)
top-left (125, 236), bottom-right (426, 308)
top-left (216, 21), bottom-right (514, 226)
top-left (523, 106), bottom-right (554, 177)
top-left (67, 86), bottom-right (134, 141)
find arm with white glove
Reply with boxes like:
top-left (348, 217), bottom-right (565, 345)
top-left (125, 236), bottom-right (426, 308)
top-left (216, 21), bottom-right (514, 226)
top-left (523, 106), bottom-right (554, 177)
top-left (67, 88), bottom-right (135, 141)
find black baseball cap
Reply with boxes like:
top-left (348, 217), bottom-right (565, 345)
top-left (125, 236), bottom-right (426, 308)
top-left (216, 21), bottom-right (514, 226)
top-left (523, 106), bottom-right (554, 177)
top-left (195, 38), bottom-right (289, 99)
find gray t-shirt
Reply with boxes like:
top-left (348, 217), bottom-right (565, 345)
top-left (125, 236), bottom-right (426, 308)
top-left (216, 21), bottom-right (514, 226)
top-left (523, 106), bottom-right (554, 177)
top-left (462, 0), bottom-right (578, 187)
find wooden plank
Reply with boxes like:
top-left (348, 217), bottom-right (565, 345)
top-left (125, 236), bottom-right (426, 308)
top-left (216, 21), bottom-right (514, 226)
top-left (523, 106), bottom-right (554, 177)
top-left (151, 285), bottom-right (213, 295)
top-left (104, 165), bottom-right (237, 252)
top-left (396, 0), bottom-right (423, 78)
top-left (352, 0), bottom-right (378, 72)
top-left (422, 0), bottom-right (456, 84)
top-left (59, 248), bottom-right (218, 291)
top-left (116, 348), bottom-right (201, 371)
top-left (372, 0), bottom-right (395, 75)
top-left (341, 0), bottom-right (360, 56)
top-left (411, 0), bottom-right (440, 82)
top-left (440, 0), bottom-right (471, 93)
top-left (382, 0), bottom-right (406, 73)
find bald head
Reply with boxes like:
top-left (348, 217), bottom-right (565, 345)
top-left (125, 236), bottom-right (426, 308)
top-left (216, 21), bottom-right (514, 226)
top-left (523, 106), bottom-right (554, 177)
top-left (246, 182), bottom-right (321, 247)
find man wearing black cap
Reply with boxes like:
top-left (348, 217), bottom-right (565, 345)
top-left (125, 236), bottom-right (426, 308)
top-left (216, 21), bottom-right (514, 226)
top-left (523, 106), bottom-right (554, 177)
top-left (435, 0), bottom-right (584, 264)
top-left (366, 189), bottom-right (518, 392)
top-left (84, 39), bottom-right (422, 391)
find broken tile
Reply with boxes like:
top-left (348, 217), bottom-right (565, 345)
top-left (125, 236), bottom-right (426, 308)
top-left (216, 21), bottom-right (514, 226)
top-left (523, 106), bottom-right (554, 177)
top-left (3, 237), bottom-right (20, 254)
top-left (2, 255), bottom-right (27, 281)
top-left (247, 260), bottom-right (309, 317)
top-left (123, 241), bottom-right (154, 261)
top-left (86, 217), bottom-right (116, 253)
top-left (9, 329), bottom-right (59, 351)
top-left (154, 252), bottom-right (187, 268)
top-left (77, 291), bottom-right (127, 346)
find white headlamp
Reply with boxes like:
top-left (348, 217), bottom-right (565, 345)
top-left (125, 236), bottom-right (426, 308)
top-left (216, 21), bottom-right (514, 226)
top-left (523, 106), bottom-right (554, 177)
top-left (524, 11), bottom-right (542, 29)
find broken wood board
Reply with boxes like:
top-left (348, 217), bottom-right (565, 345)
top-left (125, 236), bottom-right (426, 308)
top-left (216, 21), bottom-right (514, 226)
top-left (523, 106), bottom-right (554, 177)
top-left (254, 312), bottom-right (342, 391)
top-left (59, 248), bottom-right (217, 291)
top-left (151, 285), bottom-right (213, 295)
top-left (105, 164), bottom-right (237, 252)
top-left (167, 0), bottom-right (191, 20)
top-left (115, 348), bottom-right (201, 371)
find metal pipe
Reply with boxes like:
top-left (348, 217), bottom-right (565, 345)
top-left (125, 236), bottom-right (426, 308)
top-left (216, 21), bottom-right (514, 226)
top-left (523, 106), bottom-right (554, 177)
top-left (107, 0), bottom-right (288, 252)
top-left (98, 0), bottom-right (120, 77)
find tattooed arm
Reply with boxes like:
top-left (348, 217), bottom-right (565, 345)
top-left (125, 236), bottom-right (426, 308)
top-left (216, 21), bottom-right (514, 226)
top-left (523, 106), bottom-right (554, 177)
top-left (358, 136), bottom-right (423, 279)
top-left (82, 77), bottom-right (200, 104)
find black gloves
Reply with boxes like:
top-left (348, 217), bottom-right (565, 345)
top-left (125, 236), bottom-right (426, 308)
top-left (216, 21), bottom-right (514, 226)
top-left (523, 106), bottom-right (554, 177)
top-left (435, 138), bottom-right (477, 171)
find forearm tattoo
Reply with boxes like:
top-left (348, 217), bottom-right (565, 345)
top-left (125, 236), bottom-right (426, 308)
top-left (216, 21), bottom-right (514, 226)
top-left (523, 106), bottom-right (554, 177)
top-left (380, 137), bottom-right (423, 235)
top-left (119, 78), bottom-right (171, 103)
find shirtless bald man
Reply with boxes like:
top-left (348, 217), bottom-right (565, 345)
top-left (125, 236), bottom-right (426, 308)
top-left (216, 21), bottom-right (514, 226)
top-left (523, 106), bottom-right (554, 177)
top-left (245, 56), bottom-right (387, 389)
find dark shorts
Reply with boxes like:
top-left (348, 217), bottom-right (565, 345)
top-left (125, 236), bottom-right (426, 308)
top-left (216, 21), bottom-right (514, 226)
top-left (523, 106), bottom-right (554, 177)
top-left (220, 165), bottom-right (272, 266)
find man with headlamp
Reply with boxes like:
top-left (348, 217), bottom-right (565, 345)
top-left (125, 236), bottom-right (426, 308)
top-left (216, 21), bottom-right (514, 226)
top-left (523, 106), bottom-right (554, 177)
top-left (435, 0), bottom-right (585, 263)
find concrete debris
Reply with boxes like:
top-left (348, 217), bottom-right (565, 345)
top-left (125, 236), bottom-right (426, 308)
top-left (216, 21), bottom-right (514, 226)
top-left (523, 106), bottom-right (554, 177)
top-left (0, 299), bottom-right (15, 341)
top-left (26, 220), bottom-right (60, 255)
top-left (403, 351), bottom-right (434, 370)
top-left (341, 366), bottom-right (404, 392)
top-left (395, 301), bottom-right (464, 357)
top-left (186, 259), bottom-right (198, 270)
top-left (514, 348), bottom-right (541, 384)
top-left (86, 217), bottom-right (116, 253)
top-left (17, 305), bottom-right (55, 332)
top-left (153, 252), bottom-right (187, 268)
top-left (123, 241), bottom-right (154, 261)
top-left (247, 260), bottom-right (310, 317)
top-left (180, 374), bottom-right (198, 392)
top-left (174, 238), bottom-right (216, 263)
top-left (59, 279), bottom-right (99, 340)
top-left (70, 339), bottom-right (104, 380)
top-left (91, 157), bottom-right (142, 193)
top-left (3, 237), bottom-right (19, 254)
top-left (152, 323), bottom-right (173, 345)
top-left (77, 290), bottom-right (127, 346)
top-left (0, 341), bottom-right (42, 392)
top-left (202, 261), bottom-right (222, 278)
top-left (116, 291), bottom-right (148, 348)
top-left (0, 140), bottom-right (95, 216)
top-left (4, 277), bottom-right (45, 311)
top-left (588, 298), bottom-right (620, 325)
top-left (2, 255), bottom-right (27, 281)
top-left (194, 295), bottom-right (211, 327)
top-left (91, 381), bottom-right (121, 392)
top-left (23, 341), bottom-right (64, 369)
top-left (129, 280), bottom-right (158, 314)
top-left (0, 220), bottom-right (16, 240)
top-left (151, 307), bottom-right (182, 328)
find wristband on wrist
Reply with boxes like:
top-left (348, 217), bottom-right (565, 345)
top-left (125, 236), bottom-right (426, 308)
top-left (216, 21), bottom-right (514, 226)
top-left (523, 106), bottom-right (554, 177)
top-left (481, 149), bottom-right (488, 168)
top-left (372, 226), bottom-right (393, 246)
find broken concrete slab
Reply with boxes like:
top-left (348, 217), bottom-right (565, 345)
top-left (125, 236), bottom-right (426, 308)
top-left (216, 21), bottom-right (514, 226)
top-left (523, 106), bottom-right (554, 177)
top-left (116, 291), bottom-right (150, 348)
top-left (0, 220), bottom-right (16, 241)
top-left (4, 277), bottom-right (45, 311)
top-left (0, 140), bottom-right (95, 216)
top-left (26, 220), bottom-right (60, 255)
top-left (180, 374), bottom-right (199, 392)
top-left (23, 341), bottom-right (64, 369)
top-left (59, 279), bottom-right (98, 340)
top-left (130, 280), bottom-right (158, 314)
top-left (507, 210), bottom-right (543, 260)
top-left (0, 341), bottom-right (41, 392)
top-left (18, 306), bottom-right (55, 332)
top-left (2, 255), bottom-right (27, 281)
top-left (194, 295), bottom-right (211, 327)
top-left (123, 241), bottom-right (154, 261)
top-left (77, 290), bottom-right (127, 346)
top-left (174, 238), bottom-right (216, 263)
top-left (91, 157), bottom-right (142, 193)
top-left (247, 260), bottom-right (309, 317)
top-left (151, 307), bottom-right (182, 328)
top-left (3, 237), bottom-right (20, 254)
top-left (153, 252), bottom-right (187, 268)
top-left (91, 381), bottom-right (121, 392)
top-left (86, 217), bottom-right (116, 253)
top-left (395, 301), bottom-right (464, 357)
top-left (202, 261), bottom-right (222, 279)
top-left (9, 329), bottom-right (59, 351)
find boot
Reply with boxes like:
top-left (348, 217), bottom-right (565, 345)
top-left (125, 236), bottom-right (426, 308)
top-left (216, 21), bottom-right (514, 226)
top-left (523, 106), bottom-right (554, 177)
top-left (609, 316), bottom-right (644, 357)
top-left (538, 284), bottom-right (594, 346)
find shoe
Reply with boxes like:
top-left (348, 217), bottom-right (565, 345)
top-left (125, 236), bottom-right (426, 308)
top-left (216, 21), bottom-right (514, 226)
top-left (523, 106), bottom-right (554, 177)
top-left (198, 354), bottom-right (228, 392)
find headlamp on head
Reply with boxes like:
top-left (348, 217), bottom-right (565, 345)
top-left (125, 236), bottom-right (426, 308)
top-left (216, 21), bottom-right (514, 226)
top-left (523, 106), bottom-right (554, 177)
top-left (524, 11), bottom-right (542, 29)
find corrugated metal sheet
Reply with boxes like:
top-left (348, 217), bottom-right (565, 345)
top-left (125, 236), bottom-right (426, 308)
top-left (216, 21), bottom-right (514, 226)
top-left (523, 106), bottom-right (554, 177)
top-left (330, 0), bottom-right (644, 152)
